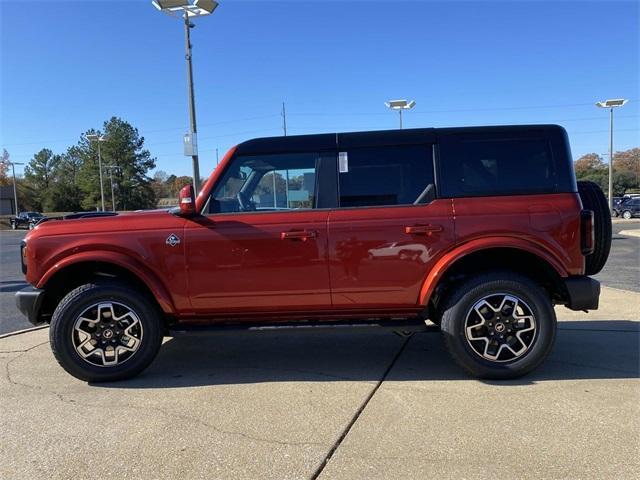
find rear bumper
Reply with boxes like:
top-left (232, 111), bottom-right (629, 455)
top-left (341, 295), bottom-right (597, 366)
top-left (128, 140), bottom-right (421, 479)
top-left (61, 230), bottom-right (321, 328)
top-left (15, 287), bottom-right (46, 326)
top-left (563, 276), bottom-right (600, 311)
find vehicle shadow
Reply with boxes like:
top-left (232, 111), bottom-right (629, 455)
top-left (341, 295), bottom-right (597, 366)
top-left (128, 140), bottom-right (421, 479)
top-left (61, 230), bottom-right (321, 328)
top-left (97, 320), bottom-right (639, 389)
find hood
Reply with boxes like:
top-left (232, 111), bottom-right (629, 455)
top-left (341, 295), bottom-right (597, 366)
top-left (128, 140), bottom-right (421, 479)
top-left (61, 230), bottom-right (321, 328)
top-left (27, 209), bottom-right (175, 238)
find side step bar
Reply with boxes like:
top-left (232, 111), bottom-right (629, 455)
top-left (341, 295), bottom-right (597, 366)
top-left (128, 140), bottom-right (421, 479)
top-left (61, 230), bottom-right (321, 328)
top-left (168, 320), bottom-right (439, 337)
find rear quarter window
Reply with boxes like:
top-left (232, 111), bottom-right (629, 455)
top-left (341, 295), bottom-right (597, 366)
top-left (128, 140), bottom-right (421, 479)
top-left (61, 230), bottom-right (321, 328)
top-left (438, 132), bottom-right (573, 198)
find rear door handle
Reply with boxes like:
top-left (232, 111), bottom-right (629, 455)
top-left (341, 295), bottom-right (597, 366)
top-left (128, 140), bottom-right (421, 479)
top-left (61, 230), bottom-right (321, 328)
top-left (405, 224), bottom-right (443, 236)
top-left (280, 230), bottom-right (317, 241)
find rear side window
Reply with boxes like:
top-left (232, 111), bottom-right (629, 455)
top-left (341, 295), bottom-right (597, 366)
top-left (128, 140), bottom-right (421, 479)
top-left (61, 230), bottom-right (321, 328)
top-left (338, 145), bottom-right (434, 207)
top-left (438, 135), bottom-right (560, 197)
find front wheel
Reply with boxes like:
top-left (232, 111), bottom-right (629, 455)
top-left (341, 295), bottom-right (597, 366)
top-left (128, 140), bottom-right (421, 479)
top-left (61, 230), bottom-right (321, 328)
top-left (622, 210), bottom-right (632, 220)
top-left (440, 272), bottom-right (556, 379)
top-left (50, 282), bottom-right (164, 382)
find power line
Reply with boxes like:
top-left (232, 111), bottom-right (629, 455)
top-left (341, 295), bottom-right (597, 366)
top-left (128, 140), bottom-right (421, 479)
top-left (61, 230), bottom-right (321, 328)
top-left (2, 101), bottom-right (637, 150)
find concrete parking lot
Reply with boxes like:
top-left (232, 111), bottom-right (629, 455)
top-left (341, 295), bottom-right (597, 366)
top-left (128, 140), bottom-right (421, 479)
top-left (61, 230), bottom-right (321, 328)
top-left (1, 221), bottom-right (638, 479)
top-left (1, 287), bottom-right (638, 479)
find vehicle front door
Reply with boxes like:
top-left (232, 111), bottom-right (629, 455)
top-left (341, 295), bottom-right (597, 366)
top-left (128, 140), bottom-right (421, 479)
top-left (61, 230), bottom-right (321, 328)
top-left (184, 150), bottom-right (336, 317)
top-left (327, 135), bottom-right (454, 310)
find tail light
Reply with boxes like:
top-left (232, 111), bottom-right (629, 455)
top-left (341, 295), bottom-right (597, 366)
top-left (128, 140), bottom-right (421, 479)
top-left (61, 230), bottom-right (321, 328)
top-left (580, 210), bottom-right (595, 255)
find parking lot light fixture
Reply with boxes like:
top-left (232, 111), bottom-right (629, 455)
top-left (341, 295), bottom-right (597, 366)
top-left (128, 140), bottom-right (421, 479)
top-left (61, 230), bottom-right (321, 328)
top-left (152, 0), bottom-right (219, 195)
top-left (385, 99), bottom-right (416, 129)
top-left (86, 134), bottom-right (107, 211)
top-left (595, 98), bottom-right (628, 210)
top-left (8, 161), bottom-right (24, 215)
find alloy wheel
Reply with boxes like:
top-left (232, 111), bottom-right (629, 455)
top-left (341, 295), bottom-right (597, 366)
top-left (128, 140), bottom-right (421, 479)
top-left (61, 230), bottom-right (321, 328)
top-left (72, 302), bottom-right (143, 367)
top-left (464, 293), bottom-right (537, 362)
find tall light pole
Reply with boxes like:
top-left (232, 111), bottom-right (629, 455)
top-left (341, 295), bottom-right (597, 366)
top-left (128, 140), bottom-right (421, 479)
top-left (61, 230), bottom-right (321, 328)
top-left (385, 99), bottom-right (416, 129)
top-left (86, 134), bottom-right (107, 211)
top-left (152, 0), bottom-right (220, 195)
top-left (8, 161), bottom-right (24, 214)
top-left (104, 165), bottom-right (121, 212)
top-left (596, 98), bottom-right (628, 210)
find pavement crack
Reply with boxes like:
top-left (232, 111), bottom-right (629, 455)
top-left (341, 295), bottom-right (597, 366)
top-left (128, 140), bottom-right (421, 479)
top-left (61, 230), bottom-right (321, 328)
top-left (310, 335), bottom-right (412, 480)
top-left (3, 341), bottom-right (49, 387)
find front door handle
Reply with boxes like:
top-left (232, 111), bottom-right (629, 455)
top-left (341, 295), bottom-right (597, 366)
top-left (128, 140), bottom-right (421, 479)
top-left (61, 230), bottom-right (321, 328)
top-left (280, 230), bottom-right (317, 241)
top-left (405, 224), bottom-right (443, 236)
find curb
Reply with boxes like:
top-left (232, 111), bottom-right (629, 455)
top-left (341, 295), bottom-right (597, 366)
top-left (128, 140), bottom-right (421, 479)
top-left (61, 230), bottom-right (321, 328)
top-left (618, 229), bottom-right (640, 238)
top-left (0, 325), bottom-right (48, 339)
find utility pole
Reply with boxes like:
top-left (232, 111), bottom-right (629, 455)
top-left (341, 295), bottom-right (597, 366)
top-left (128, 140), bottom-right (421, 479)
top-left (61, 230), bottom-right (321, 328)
top-left (9, 161), bottom-right (24, 214)
top-left (86, 134), bottom-right (107, 211)
top-left (282, 102), bottom-right (287, 136)
top-left (105, 165), bottom-right (121, 211)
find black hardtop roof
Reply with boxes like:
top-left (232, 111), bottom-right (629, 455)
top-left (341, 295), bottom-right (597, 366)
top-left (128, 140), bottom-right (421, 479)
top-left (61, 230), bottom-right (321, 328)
top-left (235, 124), bottom-right (566, 155)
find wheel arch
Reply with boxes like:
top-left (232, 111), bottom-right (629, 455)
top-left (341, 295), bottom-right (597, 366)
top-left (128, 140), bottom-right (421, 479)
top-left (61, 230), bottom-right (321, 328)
top-left (420, 240), bottom-right (569, 311)
top-left (36, 252), bottom-right (176, 323)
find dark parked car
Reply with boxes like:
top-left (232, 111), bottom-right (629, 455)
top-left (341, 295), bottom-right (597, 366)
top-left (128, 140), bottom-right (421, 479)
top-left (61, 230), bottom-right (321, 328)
top-left (10, 212), bottom-right (45, 230)
top-left (618, 198), bottom-right (640, 219)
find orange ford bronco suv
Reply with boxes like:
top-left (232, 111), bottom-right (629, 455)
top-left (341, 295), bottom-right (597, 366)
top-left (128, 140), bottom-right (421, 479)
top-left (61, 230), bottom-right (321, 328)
top-left (16, 125), bottom-right (610, 382)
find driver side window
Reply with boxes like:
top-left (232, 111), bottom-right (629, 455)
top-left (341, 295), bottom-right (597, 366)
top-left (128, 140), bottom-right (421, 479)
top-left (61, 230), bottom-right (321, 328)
top-left (209, 152), bottom-right (319, 214)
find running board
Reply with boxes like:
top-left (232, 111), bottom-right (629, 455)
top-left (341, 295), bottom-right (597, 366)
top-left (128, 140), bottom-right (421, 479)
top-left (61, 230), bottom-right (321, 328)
top-left (168, 320), bottom-right (439, 337)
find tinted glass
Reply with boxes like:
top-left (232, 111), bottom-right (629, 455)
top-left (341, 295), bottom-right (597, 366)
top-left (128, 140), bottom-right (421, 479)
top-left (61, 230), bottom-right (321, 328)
top-left (338, 145), bottom-right (434, 207)
top-left (439, 135), bottom-right (558, 197)
top-left (210, 152), bottom-right (318, 213)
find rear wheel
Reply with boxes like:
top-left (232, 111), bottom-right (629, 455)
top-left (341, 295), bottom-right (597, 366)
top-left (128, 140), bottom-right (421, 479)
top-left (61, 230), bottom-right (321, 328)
top-left (440, 272), bottom-right (556, 379)
top-left (622, 210), bottom-right (632, 220)
top-left (577, 181), bottom-right (611, 275)
top-left (50, 282), bottom-right (164, 382)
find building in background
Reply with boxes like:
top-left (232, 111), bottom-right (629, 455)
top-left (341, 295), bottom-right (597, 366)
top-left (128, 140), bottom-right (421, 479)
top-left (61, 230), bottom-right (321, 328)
top-left (0, 185), bottom-right (16, 215)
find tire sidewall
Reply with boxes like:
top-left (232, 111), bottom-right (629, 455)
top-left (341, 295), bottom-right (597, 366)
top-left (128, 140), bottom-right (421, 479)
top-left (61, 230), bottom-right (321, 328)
top-left (442, 276), bottom-right (556, 378)
top-left (50, 283), bottom-right (163, 382)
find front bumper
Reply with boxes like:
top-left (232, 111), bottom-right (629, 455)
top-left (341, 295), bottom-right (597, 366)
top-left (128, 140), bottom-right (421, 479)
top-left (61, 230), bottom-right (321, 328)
top-left (15, 287), bottom-right (46, 326)
top-left (563, 276), bottom-right (600, 311)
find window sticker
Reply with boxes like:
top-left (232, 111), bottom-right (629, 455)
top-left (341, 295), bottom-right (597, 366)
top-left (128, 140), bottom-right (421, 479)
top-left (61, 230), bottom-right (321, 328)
top-left (339, 152), bottom-right (349, 173)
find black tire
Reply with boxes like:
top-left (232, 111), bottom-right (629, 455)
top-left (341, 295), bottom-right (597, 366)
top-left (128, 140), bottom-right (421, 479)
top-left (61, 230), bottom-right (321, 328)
top-left (440, 272), bottom-right (556, 379)
top-left (622, 210), bottom-right (632, 220)
top-left (50, 282), bottom-right (164, 382)
top-left (577, 180), bottom-right (612, 275)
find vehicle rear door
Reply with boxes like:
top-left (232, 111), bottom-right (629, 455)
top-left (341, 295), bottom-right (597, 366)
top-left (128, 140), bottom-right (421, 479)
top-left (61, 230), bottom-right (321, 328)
top-left (327, 130), bottom-right (455, 309)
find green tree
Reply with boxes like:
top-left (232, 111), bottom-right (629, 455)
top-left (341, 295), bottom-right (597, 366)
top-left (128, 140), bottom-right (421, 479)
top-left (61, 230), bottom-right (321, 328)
top-left (574, 149), bottom-right (640, 196)
top-left (151, 170), bottom-right (171, 200)
top-left (169, 176), bottom-right (192, 197)
top-left (0, 149), bottom-right (11, 186)
top-left (24, 148), bottom-right (61, 211)
top-left (77, 117), bottom-right (157, 210)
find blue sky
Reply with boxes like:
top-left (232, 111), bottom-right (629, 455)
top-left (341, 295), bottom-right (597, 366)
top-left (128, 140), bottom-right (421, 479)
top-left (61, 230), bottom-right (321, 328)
top-left (1, 0), bottom-right (638, 178)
